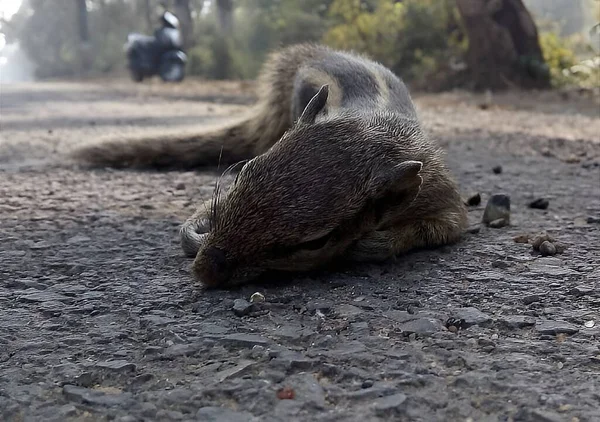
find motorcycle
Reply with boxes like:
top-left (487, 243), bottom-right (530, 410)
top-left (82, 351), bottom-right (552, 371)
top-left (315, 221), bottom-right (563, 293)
top-left (124, 11), bottom-right (187, 83)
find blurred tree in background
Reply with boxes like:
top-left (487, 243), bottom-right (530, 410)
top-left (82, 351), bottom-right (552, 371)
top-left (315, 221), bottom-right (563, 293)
top-left (0, 0), bottom-right (597, 90)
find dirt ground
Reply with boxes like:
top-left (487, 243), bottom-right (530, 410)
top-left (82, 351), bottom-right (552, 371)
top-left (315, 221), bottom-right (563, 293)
top-left (1, 79), bottom-right (599, 422)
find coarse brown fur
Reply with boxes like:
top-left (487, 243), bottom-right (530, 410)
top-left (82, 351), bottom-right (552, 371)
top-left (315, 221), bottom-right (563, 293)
top-left (71, 44), bottom-right (468, 287)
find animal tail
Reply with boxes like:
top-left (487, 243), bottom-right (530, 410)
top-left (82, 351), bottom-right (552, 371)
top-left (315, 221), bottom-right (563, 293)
top-left (69, 113), bottom-right (261, 170)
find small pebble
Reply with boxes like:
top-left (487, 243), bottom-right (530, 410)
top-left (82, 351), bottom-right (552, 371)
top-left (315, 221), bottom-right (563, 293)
top-left (482, 194), bottom-right (510, 225)
top-left (539, 241), bottom-right (556, 257)
top-left (361, 379), bottom-right (374, 389)
top-left (232, 299), bottom-right (253, 317)
top-left (587, 216), bottom-right (600, 224)
top-left (465, 193), bottom-right (481, 206)
top-left (529, 198), bottom-right (549, 210)
top-left (492, 165), bottom-right (503, 174)
top-left (175, 182), bottom-right (186, 190)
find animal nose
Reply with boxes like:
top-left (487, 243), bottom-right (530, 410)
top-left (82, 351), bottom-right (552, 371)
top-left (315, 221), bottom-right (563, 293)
top-left (192, 246), bottom-right (231, 287)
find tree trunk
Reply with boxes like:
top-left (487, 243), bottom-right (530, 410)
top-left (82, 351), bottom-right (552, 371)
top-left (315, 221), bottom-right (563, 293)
top-left (215, 0), bottom-right (234, 35)
top-left (456, 0), bottom-right (550, 90)
top-left (174, 0), bottom-right (194, 48)
top-left (140, 0), bottom-right (153, 33)
top-left (75, 0), bottom-right (92, 74)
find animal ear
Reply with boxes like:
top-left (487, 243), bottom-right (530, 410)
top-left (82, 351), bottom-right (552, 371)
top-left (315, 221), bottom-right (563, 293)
top-left (298, 84), bottom-right (329, 125)
top-left (368, 160), bottom-right (423, 199)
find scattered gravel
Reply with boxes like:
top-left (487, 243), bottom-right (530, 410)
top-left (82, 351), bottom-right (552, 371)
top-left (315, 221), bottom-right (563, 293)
top-left (1, 82), bottom-right (599, 422)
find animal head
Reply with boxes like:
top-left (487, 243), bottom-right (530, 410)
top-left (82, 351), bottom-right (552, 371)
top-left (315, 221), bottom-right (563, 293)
top-left (192, 85), bottom-right (423, 287)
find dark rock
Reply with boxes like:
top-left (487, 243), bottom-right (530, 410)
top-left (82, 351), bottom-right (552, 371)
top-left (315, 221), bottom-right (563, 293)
top-left (539, 241), bottom-right (556, 256)
top-left (362, 380), bottom-right (374, 389)
top-left (400, 318), bottom-right (445, 335)
top-left (336, 304), bottom-right (363, 319)
top-left (587, 216), bottom-right (600, 224)
top-left (529, 198), bottom-right (549, 210)
top-left (453, 307), bottom-right (491, 328)
top-left (160, 343), bottom-right (204, 359)
top-left (482, 194), bottom-right (510, 226)
top-left (20, 291), bottom-right (72, 303)
top-left (499, 315), bottom-right (536, 329)
top-left (522, 294), bottom-right (541, 305)
top-left (196, 406), bottom-right (254, 422)
top-left (95, 360), bottom-right (136, 372)
top-left (220, 334), bottom-right (270, 348)
top-left (372, 393), bottom-right (407, 416)
top-left (465, 193), bottom-right (481, 206)
top-left (492, 165), bottom-right (503, 174)
top-left (569, 284), bottom-right (595, 296)
top-left (62, 385), bottom-right (133, 407)
top-left (535, 320), bottom-right (579, 335)
top-left (232, 299), bottom-right (253, 317)
top-left (175, 182), bottom-right (186, 190)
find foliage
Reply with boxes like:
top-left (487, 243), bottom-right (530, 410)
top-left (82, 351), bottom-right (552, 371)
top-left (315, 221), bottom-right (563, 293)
top-left (324, 0), bottom-right (467, 90)
top-left (539, 31), bottom-right (600, 89)
top-left (1, 0), bottom-right (594, 90)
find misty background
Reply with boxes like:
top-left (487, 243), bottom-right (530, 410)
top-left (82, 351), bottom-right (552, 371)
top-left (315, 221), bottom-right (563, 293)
top-left (0, 0), bottom-right (598, 90)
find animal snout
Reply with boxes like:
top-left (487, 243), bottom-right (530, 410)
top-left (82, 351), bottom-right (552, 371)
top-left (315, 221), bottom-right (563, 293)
top-left (192, 246), bottom-right (231, 286)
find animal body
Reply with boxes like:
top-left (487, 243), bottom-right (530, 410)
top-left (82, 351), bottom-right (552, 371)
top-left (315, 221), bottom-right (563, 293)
top-left (73, 44), bottom-right (468, 287)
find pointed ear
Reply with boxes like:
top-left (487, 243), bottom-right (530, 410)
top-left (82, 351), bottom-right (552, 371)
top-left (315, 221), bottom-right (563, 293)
top-left (298, 84), bottom-right (329, 125)
top-left (368, 160), bottom-right (423, 199)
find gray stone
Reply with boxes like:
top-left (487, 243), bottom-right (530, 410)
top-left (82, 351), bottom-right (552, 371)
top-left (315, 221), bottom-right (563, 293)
top-left (95, 360), bottom-right (136, 372)
top-left (522, 294), bottom-right (541, 305)
top-left (489, 218), bottom-right (508, 228)
top-left (400, 318), bottom-right (445, 335)
top-left (482, 194), bottom-right (510, 225)
top-left (498, 315), bottom-right (536, 329)
top-left (336, 304), bottom-right (363, 319)
top-left (535, 320), bottom-right (579, 335)
top-left (196, 406), bottom-right (254, 422)
top-left (20, 291), bottom-right (72, 303)
top-left (454, 307), bottom-right (491, 327)
top-left (492, 165), bottom-right (503, 174)
top-left (233, 299), bottom-right (254, 317)
top-left (539, 241), bottom-right (556, 256)
top-left (160, 343), bottom-right (204, 359)
top-left (62, 385), bottom-right (133, 407)
top-left (372, 393), bottom-right (407, 415)
top-left (221, 334), bottom-right (270, 348)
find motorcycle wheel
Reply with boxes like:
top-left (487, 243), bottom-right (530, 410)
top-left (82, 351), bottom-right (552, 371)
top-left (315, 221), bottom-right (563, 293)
top-left (159, 62), bottom-right (185, 83)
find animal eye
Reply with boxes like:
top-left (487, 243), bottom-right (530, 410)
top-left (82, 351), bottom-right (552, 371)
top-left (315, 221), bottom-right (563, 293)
top-left (296, 232), bottom-right (332, 251)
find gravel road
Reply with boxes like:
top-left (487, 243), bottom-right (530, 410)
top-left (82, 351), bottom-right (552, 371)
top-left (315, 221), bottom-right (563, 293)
top-left (1, 80), bottom-right (599, 422)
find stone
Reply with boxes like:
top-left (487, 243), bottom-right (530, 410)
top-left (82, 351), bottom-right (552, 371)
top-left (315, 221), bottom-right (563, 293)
top-left (175, 182), bottom-right (186, 190)
top-left (465, 193), bottom-right (481, 206)
top-left (220, 334), bottom-right (270, 348)
top-left (20, 291), bottom-right (72, 304)
top-left (522, 295), bottom-right (541, 305)
top-left (482, 194), bottom-right (510, 226)
top-left (400, 318), bottom-right (445, 335)
top-left (489, 218), bottom-right (508, 228)
top-left (372, 393), bottom-right (407, 415)
top-left (336, 304), bottom-right (363, 319)
top-left (233, 299), bottom-right (253, 317)
top-left (539, 241), bottom-right (556, 257)
top-left (587, 216), bottom-right (600, 224)
top-left (513, 234), bottom-right (530, 243)
top-left (466, 224), bottom-right (481, 234)
top-left (95, 360), bottom-right (136, 372)
top-left (535, 320), bottom-right (579, 335)
top-left (498, 315), bottom-right (536, 329)
top-left (529, 198), bottom-right (549, 210)
top-left (62, 385), bottom-right (132, 407)
top-left (453, 307), bottom-right (491, 328)
top-left (250, 292), bottom-right (265, 303)
top-left (492, 165), bottom-right (503, 174)
top-left (196, 406), bottom-right (254, 422)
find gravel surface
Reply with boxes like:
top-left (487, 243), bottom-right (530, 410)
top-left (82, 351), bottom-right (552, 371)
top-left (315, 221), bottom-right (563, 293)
top-left (1, 80), bottom-right (599, 422)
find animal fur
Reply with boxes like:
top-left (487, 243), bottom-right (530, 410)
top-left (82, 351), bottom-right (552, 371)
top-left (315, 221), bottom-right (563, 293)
top-left (72, 44), bottom-right (468, 287)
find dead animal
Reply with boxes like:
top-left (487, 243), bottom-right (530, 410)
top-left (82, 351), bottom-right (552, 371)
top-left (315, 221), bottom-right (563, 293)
top-left (71, 44), bottom-right (468, 287)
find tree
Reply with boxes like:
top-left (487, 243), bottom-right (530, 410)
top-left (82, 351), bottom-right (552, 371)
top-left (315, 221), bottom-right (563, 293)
top-left (173, 0), bottom-right (194, 47)
top-left (456, 0), bottom-right (550, 90)
top-left (216, 0), bottom-right (234, 35)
